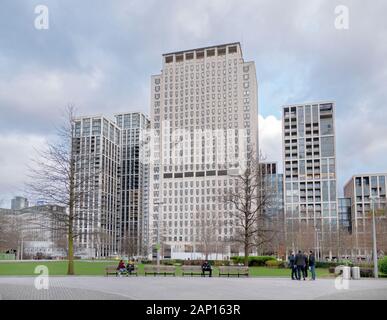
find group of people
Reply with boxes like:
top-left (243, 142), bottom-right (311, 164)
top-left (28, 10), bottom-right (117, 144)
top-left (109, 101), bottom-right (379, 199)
top-left (288, 250), bottom-right (316, 281)
top-left (117, 259), bottom-right (135, 275)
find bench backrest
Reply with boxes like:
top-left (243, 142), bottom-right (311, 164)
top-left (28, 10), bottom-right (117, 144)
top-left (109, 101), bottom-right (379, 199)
top-left (159, 265), bottom-right (176, 272)
top-left (181, 265), bottom-right (202, 271)
top-left (144, 265), bottom-right (176, 272)
top-left (106, 265), bottom-right (117, 270)
top-left (219, 266), bottom-right (249, 273)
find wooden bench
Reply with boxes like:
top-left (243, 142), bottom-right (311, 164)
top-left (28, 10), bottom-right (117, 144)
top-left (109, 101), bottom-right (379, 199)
top-left (144, 265), bottom-right (177, 276)
top-left (181, 265), bottom-right (203, 276)
top-left (219, 266), bottom-right (249, 277)
top-left (105, 265), bottom-right (138, 277)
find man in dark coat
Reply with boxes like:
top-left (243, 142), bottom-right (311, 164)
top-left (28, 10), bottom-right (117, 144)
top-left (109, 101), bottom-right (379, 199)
top-left (303, 251), bottom-right (309, 279)
top-left (309, 251), bottom-right (316, 280)
top-left (295, 250), bottom-right (306, 280)
top-left (201, 260), bottom-right (212, 277)
top-left (288, 252), bottom-right (297, 280)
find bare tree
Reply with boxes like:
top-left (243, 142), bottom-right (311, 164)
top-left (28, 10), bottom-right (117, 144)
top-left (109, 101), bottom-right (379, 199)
top-left (223, 151), bottom-right (274, 266)
top-left (27, 105), bottom-right (100, 275)
top-left (195, 211), bottom-right (220, 260)
top-left (121, 235), bottom-right (138, 258)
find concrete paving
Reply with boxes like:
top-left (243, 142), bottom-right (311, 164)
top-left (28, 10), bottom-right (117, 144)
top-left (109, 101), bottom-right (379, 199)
top-left (0, 276), bottom-right (386, 300)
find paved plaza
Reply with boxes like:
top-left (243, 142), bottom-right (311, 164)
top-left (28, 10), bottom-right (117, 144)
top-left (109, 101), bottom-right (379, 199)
top-left (0, 276), bottom-right (386, 300)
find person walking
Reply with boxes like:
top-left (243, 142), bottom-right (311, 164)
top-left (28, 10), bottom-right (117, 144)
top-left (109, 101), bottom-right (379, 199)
top-left (303, 251), bottom-right (309, 279)
top-left (295, 250), bottom-right (306, 280)
top-left (288, 252), bottom-right (297, 280)
top-left (309, 251), bottom-right (316, 280)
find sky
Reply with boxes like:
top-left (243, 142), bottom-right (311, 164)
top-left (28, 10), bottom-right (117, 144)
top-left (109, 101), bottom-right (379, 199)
top-left (0, 0), bottom-right (387, 208)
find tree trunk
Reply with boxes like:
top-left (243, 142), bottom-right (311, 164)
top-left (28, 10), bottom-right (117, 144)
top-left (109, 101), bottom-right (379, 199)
top-left (244, 242), bottom-right (249, 266)
top-left (67, 222), bottom-right (74, 275)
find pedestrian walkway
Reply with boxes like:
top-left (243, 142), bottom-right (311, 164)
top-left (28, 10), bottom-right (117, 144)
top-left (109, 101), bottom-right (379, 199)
top-left (0, 277), bottom-right (386, 300)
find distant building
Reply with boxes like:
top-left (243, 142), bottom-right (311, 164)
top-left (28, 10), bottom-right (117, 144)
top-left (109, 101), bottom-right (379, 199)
top-left (11, 196), bottom-right (29, 210)
top-left (18, 205), bottom-right (67, 258)
top-left (0, 205), bottom-right (67, 259)
top-left (258, 162), bottom-right (284, 256)
top-left (344, 174), bottom-right (387, 257)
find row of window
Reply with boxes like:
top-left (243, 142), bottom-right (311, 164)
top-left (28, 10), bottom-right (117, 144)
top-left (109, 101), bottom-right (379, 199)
top-left (164, 46), bottom-right (239, 64)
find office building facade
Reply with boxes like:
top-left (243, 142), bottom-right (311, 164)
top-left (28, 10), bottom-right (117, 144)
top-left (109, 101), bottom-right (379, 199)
top-left (11, 196), bottom-right (29, 210)
top-left (282, 102), bottom-right (338, 259)
top-left (115, 112), bottom-right (150, 257)
top-left (344, 174), bottom-right (387, 257)
top-left (149, 43), bottom-right (258, 259)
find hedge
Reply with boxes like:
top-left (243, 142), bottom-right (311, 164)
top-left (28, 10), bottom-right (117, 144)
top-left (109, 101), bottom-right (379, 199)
top-left (379, 256), bottom-right (387, 274)
top-left (231, 256), bottom-right (276, 266)
top-left (265, 260), bottom-right (283, 268)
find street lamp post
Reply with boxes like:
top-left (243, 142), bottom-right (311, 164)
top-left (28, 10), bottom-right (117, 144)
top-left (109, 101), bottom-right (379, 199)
top-left (154, 200), bottom-right (165, 269)
top-left (370, 196), bottom-right (379, 279)
top-left (314, 226), bottom-right (320, 260)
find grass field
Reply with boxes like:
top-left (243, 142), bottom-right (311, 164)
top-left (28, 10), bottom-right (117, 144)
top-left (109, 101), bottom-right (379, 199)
top-left (0, 261), bottom-right (332, 277)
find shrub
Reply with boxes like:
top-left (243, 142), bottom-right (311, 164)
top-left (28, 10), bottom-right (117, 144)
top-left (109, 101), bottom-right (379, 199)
top-left (265, 260), bottom-right (282, 268)
top-left (315, 260), bottom-right (356, 269)
top-left (378, 257), bottom-right (387, 275)
top-left (360, 268), bottom-right (374, 278)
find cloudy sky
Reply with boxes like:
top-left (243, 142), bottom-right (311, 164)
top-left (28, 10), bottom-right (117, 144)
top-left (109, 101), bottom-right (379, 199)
top-left (0, 0), bottom-right (386, 207)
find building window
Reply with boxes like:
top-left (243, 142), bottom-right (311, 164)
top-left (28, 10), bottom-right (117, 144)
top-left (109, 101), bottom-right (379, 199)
top-left (196, 51), bottom-right (204, 59)
top-left (228, 46), bottom-right (237, 54)
top-left (206, 49), bottom-right (215, 57)
top-left (217, 47), bottom-right (226, 55)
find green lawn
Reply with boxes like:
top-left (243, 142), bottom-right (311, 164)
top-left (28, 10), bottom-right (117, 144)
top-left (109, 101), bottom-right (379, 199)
top-left (0, 261), bottom-right (332, 278)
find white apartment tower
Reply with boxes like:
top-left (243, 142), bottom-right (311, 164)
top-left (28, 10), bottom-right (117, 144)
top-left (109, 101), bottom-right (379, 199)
top-left (73, 116), bottom-right (121, 257)
top-left (282, 102), bottom-right (338, 259)
top-left (149, 43), bottom-right (258, 259)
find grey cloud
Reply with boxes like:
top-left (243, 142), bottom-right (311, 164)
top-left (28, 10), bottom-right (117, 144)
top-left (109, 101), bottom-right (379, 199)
top-left (0, 0), bottom-right (387, 203)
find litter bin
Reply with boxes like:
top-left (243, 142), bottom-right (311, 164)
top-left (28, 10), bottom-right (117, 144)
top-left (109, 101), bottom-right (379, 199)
top-left (334, 265), bottom-right (351, 280)
top-left (342, 266), bottom-right (351, 280)
top-left (352, 266), bottom-right (360, 280)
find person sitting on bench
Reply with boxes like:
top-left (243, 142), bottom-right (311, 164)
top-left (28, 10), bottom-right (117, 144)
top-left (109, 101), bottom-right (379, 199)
top-left (117, 260), bottom-right (126, 276)
top-left (126, 260), bottom-right (135, 274)
top-left (201, 260), bottom-right (212, 277)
